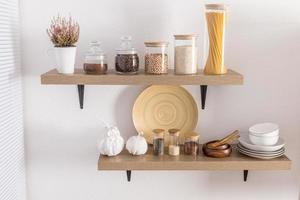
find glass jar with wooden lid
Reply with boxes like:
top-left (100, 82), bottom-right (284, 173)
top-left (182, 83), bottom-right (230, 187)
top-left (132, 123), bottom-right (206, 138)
top-left (153, 129), bottom-right (165, 155)
top-left (204, 4), bottom-right (227, 75)
top-left (174, 34), bottom-right (199, 75)
top-left (144, 42), bottom-right (169, 74)
top-left (184, 133), bottom-right (200, 155)
top-left (168, 129), bottom-right (180, 156)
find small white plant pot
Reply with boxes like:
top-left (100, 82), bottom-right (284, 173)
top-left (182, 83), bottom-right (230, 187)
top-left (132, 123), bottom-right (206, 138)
top-left (54, 47), bottom-right (77, 74)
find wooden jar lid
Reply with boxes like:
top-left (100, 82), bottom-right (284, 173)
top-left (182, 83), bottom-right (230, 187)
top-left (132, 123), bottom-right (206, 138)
top-left (153, 129), bottom-right (165, 137)
top-left (174, 34), bottom-right (199, 40)
top-left (186, 132), bottom-right (200, 141)
top-left (205, 4), bottom-right (225, 10)
top-left (144, 41), bottom-right (169, 47)
top-left (168, 129), bottom-right (180, 136)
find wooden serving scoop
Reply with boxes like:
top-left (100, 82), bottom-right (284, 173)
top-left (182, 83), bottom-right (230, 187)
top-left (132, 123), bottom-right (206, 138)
top-left (206, 130), bottom-right (240, 149)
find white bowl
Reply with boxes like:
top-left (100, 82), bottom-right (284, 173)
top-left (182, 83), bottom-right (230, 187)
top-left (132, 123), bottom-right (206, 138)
top-left (249, 134), bottom-right (279, 146)
top-left (249, 123), bottom-right (279, 137)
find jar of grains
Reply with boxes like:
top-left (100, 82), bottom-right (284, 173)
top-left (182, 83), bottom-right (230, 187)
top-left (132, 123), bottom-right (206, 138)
top-left (144, 42), bottom-right (169, 74)
top-left (168, 129), bottom-right (180, 156)
top-left (184, 134), bottom-right (200, 155)
top-left (174, 35), bottom-right (199, 74)
top-left (153, 129), bottom-right (165, 156)
top-left (83, 41), bottom-right (108, 74)
top-left (115, 36), bottom-right (139, 74)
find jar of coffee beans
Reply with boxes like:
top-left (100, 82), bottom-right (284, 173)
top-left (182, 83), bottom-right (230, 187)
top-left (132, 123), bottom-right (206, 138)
top-left (184, 134), bottom-right (200, 155)
top-left (144, 42), bottom-right (169, 74)
top-left (153, 129), bottom-right (165, 156)
top-left (83, 41), bottom-right (108, 74)
top-left (115, 36), bottom-right (139, 74)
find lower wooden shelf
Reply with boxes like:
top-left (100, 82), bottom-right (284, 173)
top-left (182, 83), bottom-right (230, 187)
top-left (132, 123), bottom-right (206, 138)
top-left (98, 145), bottom-right (291, 182)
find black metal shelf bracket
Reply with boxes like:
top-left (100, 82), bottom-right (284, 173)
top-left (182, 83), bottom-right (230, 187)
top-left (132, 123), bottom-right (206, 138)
top-left (200, 85), bottom-right (208, 109)
top-left (77, 85), bottom-right (85, 109)
top-left (244, 170), bottom-right (249, 182)
top-left (126, 170), bottom-right (131, 182)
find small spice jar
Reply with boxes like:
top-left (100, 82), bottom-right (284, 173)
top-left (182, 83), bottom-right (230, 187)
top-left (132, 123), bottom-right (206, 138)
top-left (174, 35), bottom-right (199, 74)
top-left (83, 41), bottom-right (108, 74)
top-left (144, 42), bottom-right (169, 74)
top-left (115, 36), bottom-right (139, 74)
top-left (184, 134), bottom-right (200, 155)
top-left (153, 129), bottom-right (165, 156)
top-left (168, 129), bottom-right (180, 156)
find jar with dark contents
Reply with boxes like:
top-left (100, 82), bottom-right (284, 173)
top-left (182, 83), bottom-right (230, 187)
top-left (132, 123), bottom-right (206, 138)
top-left (184, 134), bottom-right (200, 155)
top-left (152, 129), bottom-right (165, 156)
top-left (83, 41), bottom-right (108, 74)
top-left (115, 36), bottom-right (139, 74)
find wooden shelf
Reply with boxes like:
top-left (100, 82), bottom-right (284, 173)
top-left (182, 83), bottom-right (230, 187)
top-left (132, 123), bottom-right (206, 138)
top-left (98, 146), bottom-right (290, 171)
top-left (41, 68), bottom-right (243, 85)
top-left (98, 145), bottom-right (291, 182)
top-left (40, 68), bottom-right (243, 109)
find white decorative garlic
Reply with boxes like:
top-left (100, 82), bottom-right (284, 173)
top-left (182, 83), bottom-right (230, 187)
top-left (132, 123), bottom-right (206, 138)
top-left (97, 122), bottom-right (124, 156)
top-left (126, 132), bottom-right (148, 155)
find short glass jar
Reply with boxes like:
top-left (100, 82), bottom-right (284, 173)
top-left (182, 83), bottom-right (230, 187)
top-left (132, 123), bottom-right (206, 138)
top-left (174, 35), bottom-right (199, 74)
top-left (153, 129), bottom-right (165, 156)
top-left (168, 129), bottom-right (180, 156)
top-left (184, 134), bottom-right (200, 155)
top-left (115, 36), bottom-right (139, 74)
top-left (144, 42), bottom-right (169, 74)
top-left (83, 41), bottom-right (107, 74)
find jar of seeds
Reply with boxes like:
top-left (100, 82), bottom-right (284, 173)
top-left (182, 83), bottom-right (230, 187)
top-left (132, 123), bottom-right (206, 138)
top-left (168, 129), bottom-right (180, 156)
top-left (83, 41), bottom-right (108, 74)
top-left (153, 129), bottom-right (165, 156)
top-left (115, 36), bottom-right (139, 74)
top-left (144, 42), bottom-right (169, 74)
top-left (184, 134), bottom-right (200, 155)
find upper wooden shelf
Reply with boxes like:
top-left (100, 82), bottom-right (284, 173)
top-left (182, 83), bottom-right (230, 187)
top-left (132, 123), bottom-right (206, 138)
top-left (41, 68), bottom-right (243, 85)
top-left (98, 146), bottom-right (291, 171)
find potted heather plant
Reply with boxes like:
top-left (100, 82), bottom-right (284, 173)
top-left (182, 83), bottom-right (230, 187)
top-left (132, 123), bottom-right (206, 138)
top-left (47, 15), bottom-right (80, 74)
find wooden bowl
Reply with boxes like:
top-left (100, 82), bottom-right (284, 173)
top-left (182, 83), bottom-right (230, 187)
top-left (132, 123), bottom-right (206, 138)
top-left (205, 140), bottom-right (229, 150)
top-left (202, 141), bottom-right (232, 158)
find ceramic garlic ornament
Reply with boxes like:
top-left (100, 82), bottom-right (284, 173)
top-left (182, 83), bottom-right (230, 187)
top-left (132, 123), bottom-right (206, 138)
top-left (126, 132), bottom-right (148, 155)
top-left (97, 122), bottom-right (124, 156)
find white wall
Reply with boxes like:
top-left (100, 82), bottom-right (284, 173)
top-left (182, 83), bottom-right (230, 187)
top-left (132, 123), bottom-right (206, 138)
top-left (21, 0), bottom-right (300, 199)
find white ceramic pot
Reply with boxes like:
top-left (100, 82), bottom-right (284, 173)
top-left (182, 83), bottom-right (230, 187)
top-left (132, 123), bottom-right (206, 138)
top-left (249, 134), bottom-right (279, 146)
top-left (54, 47), bottom-right (77, 74)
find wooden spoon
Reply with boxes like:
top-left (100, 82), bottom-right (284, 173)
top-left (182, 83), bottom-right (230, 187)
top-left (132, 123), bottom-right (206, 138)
top-left (206, 130), bottom-right (240, 149)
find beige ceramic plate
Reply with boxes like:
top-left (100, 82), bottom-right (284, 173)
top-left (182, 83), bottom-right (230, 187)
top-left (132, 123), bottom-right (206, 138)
top-left (132, 85), bottom-right (198, 144)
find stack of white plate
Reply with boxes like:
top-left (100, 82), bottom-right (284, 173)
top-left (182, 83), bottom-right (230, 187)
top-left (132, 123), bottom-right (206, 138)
top-left (237, 123), bottom-right (285, 159)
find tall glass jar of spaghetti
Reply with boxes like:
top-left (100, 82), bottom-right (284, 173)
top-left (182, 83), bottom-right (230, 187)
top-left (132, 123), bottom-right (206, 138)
top-left (204, 4), bottom-right (227, 75)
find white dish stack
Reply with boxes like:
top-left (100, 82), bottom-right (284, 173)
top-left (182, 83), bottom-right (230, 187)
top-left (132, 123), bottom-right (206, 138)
top-left (237, 123), bottom-right (285, 159)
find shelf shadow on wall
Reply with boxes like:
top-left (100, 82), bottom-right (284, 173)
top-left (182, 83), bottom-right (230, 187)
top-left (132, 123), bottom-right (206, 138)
top-left (114, 86), bottom-right (146, 140)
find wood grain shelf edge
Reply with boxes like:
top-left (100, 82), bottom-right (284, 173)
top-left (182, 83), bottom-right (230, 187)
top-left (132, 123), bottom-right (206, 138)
top-left (41, 68), bottom-right (244, 85)
top-left (98, 147), bottom-right (291, 171)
